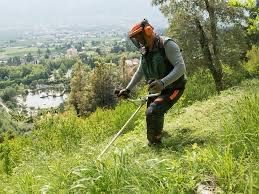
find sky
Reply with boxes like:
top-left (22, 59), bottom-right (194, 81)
top-left (0, 0), bottom-right (168, 29)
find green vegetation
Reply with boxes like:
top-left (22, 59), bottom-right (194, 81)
top-left (152, 0), bottom-right (258, 92)
top-left (0, 47), bottom-right (39, 59)
top-left (0, 64), bottom-right (48, 89)
top-left (69, 61), bottom-right (120, 116)
top-left (0, 108), bottom-right (30, 140)
top-left (0, 78), bottom-right (258, 193)
top-left (0, 1), bottom-right (258, 192)
top-left (245, 45), bottom-right (259, 75)
top-left (0, 57), bottom-right (76, 90)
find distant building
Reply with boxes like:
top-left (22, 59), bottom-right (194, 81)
top-left (0, 60), bottom-right (7, 64)
top-left (66, 48), bottom-right (78, 57)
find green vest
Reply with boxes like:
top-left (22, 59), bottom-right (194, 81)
top-left (141, 36), bottom-right (186, 89)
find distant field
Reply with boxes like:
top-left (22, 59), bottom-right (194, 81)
top-left (0, 47), bottom-right (50, 60)
top-left (0, 47), bottom-right (38, 59)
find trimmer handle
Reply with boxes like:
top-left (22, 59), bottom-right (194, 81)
top-left (147, 79), bottom-right (155, 85)
top-left (114, 88), bottom-right (130, 99)
top-left (114, 89), bottom-right (120, 95)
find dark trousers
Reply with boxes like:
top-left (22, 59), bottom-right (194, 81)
top-left (146, 88), bottom-right (185, 143)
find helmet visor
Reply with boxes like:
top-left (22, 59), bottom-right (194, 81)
top-left (130, 32), bottom-right (146, 48)
top-left (130, 37), bottom-right (142, 49)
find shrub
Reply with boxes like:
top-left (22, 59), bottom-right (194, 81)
top-left (0, 87), bottom-right (17, 102)
top-left (177, 70), bottom-right (217, 107)
top-left (244, 45), bottom-right (259, 75)
top-left (222, 63), bottom-right (251, 88)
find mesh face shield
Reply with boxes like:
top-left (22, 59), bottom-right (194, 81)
top-left (128, 19), bottom-right (153, 49)
top-left (130, 37), bottom-right (142, 49)
top-left (129, 33), bottom-right (147, 54)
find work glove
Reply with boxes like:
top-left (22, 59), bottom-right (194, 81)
top-left (148, 80), bottom-right (164, 94)
top-left (115, 88), bottom-right (130, 99)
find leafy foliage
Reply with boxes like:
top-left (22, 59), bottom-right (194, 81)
top-left (245, 45), bottom-right (259, 75)
top-left (91, 62), bottom-right (119, 109)
top-left (69, 61), bottom-right (92, 115)
top-left (69, 60), bottom-right (121, 116)
top-left (228, 0), bottom-right (259, 47)
top-left (152, 0), bottom-right (250, 92)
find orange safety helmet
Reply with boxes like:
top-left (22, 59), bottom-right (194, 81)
top-left (128, 19), bottom-right (154, 50)
top-left (128, 19), bottom-right (154, 38)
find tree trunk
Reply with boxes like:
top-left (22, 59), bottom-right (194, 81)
top-left (204, 0), bottom-right (223, 91)
top-left (195, 18), bottom-right (223, 93)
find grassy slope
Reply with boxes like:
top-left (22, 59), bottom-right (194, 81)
top-left (0, 79), bottom-right (258, 193)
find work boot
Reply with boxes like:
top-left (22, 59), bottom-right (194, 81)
top-left (147, 134), bottom-right (162, 147)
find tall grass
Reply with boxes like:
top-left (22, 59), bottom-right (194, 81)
top-left (176, 70), bottom-right (217, 108)
top-left (222, 93), bottom-right (259, 158)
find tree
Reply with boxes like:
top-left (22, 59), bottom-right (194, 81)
top-left (69, 61), bottom-right (93, 115)
top-left (91, 40), bottom-right (99, 47)
top-left (75, 42), bottom-right (84, 52)
top-left (229, 0), bottom-right (259, 46)
top-left (59, 63), bottom-right (67, 75)
top-left (44, 54), bottom-right (49, 59)
top-left (0, 68), bottom-right (9, 80)
top-left (37, 48), bottom-right (42, 58)
top-left (7, 56), bottom-right (21, 65)
top-left (69, 60), bottom-right (120, 116)
top-left (13, 56), bottom-right (21, 65)
top-left (79, 53), bottom-right (88, 64)
top-left (46, 48), bottom-right (51, 55)
top-left (152, 0), bottom-right (248, 92)
top-left (21, 66), bottom-right (32, 77)
top-left (111, 42), bottom-right (125, 53)
top-left (25, 53), bottom-right (34, 63)
top-left (96, 48), bottom-right (102, 55)
top-left (79, 53), bottom-right (96, 68)
top-left (44, 48), bottom-right (51, 59)
top-left (1, 87), bottom-right (17, 102)
top-left (91, 62), bottom-right (118, 108)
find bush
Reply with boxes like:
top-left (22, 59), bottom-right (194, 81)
top-left (222, 63), bottom-right (251, 88)
top-left (177, 70), bottom-right (217, 107)
top-left (244, 45), bottom-right (259, 75)
top-left (1, 87), bottom-right (17, 102)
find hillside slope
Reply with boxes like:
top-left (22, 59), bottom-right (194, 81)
top-left (0, 79), bottom-right (258, 193)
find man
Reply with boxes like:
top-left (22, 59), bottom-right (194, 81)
top-left (117, 19), bottom-right (187, 146)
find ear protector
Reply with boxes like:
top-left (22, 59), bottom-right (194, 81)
top-left (141, 19), bottom-right (154, 37)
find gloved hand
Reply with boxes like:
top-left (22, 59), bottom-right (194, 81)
top-left (148, 80), bottom-right (164, 93)
top-left (116, 88), bottom-right (130, 99)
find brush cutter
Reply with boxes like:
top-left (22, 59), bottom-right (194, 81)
top-left (97, 91), bottom-right (160, 160)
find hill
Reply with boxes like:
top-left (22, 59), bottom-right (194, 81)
top-left (0, 79), bottom-right (258, 193)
